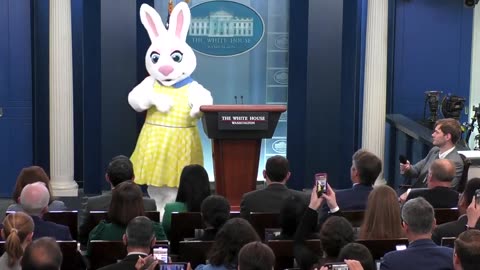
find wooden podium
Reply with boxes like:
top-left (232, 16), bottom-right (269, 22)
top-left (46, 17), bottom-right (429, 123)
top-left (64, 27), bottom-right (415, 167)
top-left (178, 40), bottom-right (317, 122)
top-left (200, 105), bottom-right (287, 206)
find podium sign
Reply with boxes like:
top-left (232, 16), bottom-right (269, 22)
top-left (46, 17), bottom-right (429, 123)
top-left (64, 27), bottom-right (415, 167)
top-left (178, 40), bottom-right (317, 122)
top-left (200, 105), bottom-right (286, 206)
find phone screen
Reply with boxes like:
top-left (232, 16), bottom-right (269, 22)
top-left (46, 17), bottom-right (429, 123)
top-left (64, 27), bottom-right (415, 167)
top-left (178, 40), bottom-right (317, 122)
top-left (157, 263), bottom-right (188, 270)
top-left (315, 173), bottom-right (327, 197)
top-left (395, 244), bottom-right (407, 251)
top-left (325, 263), bottom-right (348, 270)
top-left (153, 246), bottom-right (169, 263)
top-left (475, 189), bottom-right (480, 205)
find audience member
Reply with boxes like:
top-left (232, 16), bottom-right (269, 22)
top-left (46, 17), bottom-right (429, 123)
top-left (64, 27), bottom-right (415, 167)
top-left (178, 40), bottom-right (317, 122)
top-left (337, 243), bottom-right (375, 270)
top-left (19, 182), bottom-right (72, 240)
top-left (99, 216), bottom-right (158, 270)
top-left (9, 166), bottom-right (66, 211)
top-left (400, 118), bottom-right (463, 189)
top-left (400, 159), bottom-right (459, 208)
top-left (87, 181), bottom-right (166, 256)
top-left (359, 185), bottom-right (403, 240)
top-left (162, 164), bottom-right (211, 236)
top-left (320, 149), bottom-right (382, 217)
top-left (453, 230), bottom-right (480, 270)
top-left (0, 212), bottom-right (34, 269)
top-left (196, 218), bottom-right (260, 270)
top-left (294, 186), bottom-right (355, 270)
top-left (240, 156), bottom-right (308, 219)
top-left (275, 195), bottom-right (308, 240)
top-left (380, 197), bottom-right (453, 270)
top-left (196, 195), bottom-right (230, 241)
top-left (21, 237), bottom-right (63, 270)
top-left (432, 178), bottom-right (480, 244)
top-left (237, 242), bottom-right (275, 270)
top-left (80, 155), bottom-right (157, 246)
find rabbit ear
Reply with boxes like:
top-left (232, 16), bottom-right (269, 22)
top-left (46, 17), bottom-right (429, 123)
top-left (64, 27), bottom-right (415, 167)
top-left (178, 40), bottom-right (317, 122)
top-left (140, 4), bottom-right (166, 41)
top-left (168, 2), bottom-right (191, 41)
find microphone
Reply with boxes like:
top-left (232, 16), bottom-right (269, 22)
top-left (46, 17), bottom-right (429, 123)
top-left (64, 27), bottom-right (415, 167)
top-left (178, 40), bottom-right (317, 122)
top-left (234, 96), bottom-right (238, 104)
top-left (240, 96), bottom-right (244, 104)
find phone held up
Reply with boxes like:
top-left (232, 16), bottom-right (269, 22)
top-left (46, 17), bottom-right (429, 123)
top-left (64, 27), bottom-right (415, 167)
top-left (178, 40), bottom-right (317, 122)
top-left (153, 245), bottom-right (169, 263)
top-left (315, 173), bottom-right (328, 198)
top-left (399, 155), bottom-right (408, 164)
top-left (475, 189), bottom-right (480, 205)
top-left (324, 263), bottom-right (348, 270)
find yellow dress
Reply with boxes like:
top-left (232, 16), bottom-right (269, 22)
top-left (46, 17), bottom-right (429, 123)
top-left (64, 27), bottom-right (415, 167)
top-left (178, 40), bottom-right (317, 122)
top-left (130, 82), bottom-right (203, 187)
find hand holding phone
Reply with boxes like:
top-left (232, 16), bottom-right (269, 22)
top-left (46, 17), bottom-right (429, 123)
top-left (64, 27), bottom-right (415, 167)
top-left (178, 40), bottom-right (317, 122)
top-left (153, 246), bottom-right (169, 263)
top-left (315, 173), bottom-right (327, 198)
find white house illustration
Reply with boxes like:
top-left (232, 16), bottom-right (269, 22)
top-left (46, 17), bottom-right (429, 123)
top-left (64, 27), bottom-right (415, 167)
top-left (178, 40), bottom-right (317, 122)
top-left (189, 10), bottom-right (254, 37)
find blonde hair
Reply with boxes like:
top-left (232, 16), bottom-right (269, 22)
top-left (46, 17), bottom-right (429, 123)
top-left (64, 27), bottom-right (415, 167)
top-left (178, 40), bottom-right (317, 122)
top-left (3, 212), bottom-right (34, 267)
top-left (359, 185), bottom-right (403, 240)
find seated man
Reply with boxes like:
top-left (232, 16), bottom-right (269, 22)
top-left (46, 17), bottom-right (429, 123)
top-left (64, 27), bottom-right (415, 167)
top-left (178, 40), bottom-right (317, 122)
top-left (240, 155), bottom-right (308, 219)
top-left (320, 149), bottom-right (381, 217)
top-left (99, 216), bottom-right (157, 270)
top-left (380, 197), bottom-right (453, 270)
top-left (21, 237), bottom-right (63, 270)
top-left (402, 159), bottom-right (459, 208)
top-left (453, 230), bottom-right (480, 270)
top-left (432, 178), bottom-right (480, 244)
top-left (400, 118), bottom-right (463, 190)
top-left (79, 155), bottom-right (157, 246)
top-left (20, 182), bottom-right (73, 240)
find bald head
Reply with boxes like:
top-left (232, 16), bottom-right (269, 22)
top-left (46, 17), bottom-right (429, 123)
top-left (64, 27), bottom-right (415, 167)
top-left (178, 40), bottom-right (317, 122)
top-left (428, 159), bottom-right (455, 187)
top-left (20, 182), bottom-right (50, 215)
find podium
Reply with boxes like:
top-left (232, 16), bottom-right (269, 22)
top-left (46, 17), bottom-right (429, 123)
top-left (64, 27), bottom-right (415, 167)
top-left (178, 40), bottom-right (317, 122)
top-left (200, 105), bottom-right (287, 206)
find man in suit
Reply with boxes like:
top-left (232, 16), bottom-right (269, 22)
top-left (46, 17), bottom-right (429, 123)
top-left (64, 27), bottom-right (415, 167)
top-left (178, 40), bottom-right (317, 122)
top-left (432, 178), bottom-right (480, 245)
top-left (99, 216), bottom-right (158, 270)
top-left (21, 237), bottom-right (63, 270)
top-left (240, 155), bottom-right (309, 219)
top-left (453, 230), bottom-right (480, 270)
top-left (400, 118), bottom-right (464, 190)
top-left (20, 182), bottom-right (73, 240)
top-left (319, 149), bottom-right (382, 218)
top-left (79, 155), bottom-right (157, 246)
top-left (403, 159), bottom-right (459, 208)
top-left (380, 197), bottom-right (454, 270)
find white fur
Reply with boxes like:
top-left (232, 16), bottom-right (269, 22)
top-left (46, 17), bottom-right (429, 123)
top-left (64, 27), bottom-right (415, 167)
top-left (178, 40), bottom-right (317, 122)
top-left (129, 3), bottom-right (212, 114)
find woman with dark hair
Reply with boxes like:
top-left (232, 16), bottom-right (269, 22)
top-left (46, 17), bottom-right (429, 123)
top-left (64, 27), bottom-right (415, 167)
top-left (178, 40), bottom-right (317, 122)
top-left (358, 185), bottom-right (403, 240)
top-left (8, 166), bottom-right (66, 211)
top-left (195, 218), bottom-right (260, 270)
top-left (87, 181), bottom-right (166, 256)
top-left (0, 212), bottom-right (34, 269)
top-left (162, 164), bottom-right (211, 236)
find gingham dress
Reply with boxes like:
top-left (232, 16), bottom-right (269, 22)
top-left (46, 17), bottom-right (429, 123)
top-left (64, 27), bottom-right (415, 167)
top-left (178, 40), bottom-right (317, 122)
top-left (130, 82), bottom-right (204, 187)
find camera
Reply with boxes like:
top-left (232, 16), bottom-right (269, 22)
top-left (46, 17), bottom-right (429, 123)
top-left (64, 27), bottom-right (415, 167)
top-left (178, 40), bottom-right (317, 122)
top-left (325, 263), bottom-right (349, 270)
top-left (465, 0), bottom-right (480, 7)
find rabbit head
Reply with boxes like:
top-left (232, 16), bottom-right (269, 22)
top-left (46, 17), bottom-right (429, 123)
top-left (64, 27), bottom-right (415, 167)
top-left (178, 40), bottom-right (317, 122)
top-left (140, 3), bottom-right (196, 87)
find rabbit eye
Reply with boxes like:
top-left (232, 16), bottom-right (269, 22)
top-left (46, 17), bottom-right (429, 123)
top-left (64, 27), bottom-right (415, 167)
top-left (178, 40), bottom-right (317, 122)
top-left (170, 51), bottom-right (183, 63)
top-left (150, 52), bottom-right (160, 64)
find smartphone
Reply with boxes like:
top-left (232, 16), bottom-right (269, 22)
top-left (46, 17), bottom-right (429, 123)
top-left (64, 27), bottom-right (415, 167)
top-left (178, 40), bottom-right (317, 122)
top-left (157, 263), bottom-right (188, 270)
top-left (315, 173), bottom-right (327, 197)
top-left (475, 189), bottom-right (480, 205)
top-left (399, 155), bottom-right (408, 164)
top-left (153, 245), bottom-right (169, 263)
top-left (395, 244), bottom-right (407, 251)
top-left (324, 263), bottom-right (349, 270)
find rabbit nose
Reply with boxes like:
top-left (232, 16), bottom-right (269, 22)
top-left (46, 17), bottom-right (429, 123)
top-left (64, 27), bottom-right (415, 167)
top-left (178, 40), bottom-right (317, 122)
top-left (158, 66), bottom-right (174, 76)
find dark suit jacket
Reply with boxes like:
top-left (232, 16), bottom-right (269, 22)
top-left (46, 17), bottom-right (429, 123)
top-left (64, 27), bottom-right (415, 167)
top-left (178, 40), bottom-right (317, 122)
top-left (240, 183), bottom-right (309, 218)
top-left (98, 254), bottom-right (145, 270)
top-left (31, 215), bottom-right (73, 240)
top-left (380, 239), bottom-right (454, 270)
top-left (432, 215), bottom-right (480, 245)
top-left (79, 190), bottom-right (157, 246)
top-left (320, 184), bottom-right (372, 218)
top-left (405, 146), bottom-right (463, 189)
top-left (406, 187), bottom-right (459, 208)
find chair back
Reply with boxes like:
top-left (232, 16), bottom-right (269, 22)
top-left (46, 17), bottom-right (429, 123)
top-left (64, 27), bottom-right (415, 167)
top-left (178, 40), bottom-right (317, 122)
top-left (43, 211), bottom-right (78, 240)
top-left (356, 238), bottom-right (409, 260)
top-left (249, 212), bottom-right (280, 240)
top-left (170, 212), bottom-right (203, 254)
top-left (178, 241), bottom-right (214, 269)
top-left (267, 240), bottom-right (322, 270)
top-left (341, 210), bottom-right (365, 227)
top-left (457, 154), bottom-right (471, 193)
top-left (434, 208), bottom-right (459, 225)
